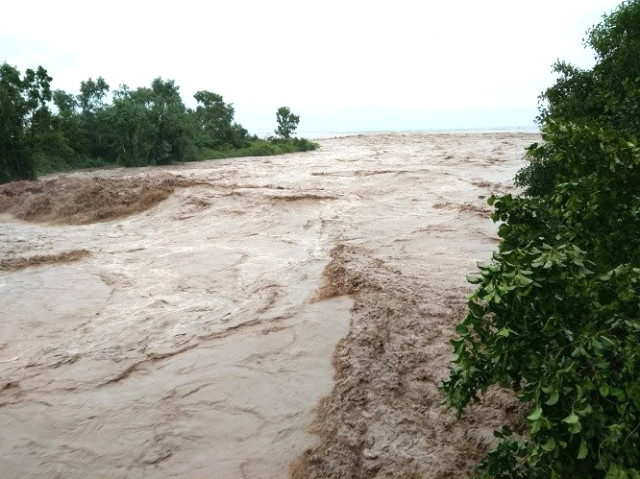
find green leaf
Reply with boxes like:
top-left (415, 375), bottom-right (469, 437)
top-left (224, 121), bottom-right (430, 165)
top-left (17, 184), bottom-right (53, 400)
top-left (577, 439), bottom-right (588, 460)
top-left (562, 412), bottom-right (579, 425)
top-left (576, 404), bottom-right (592, 416)
top-left (568, 421), bottom-right (582, 434)
top-left (541, 437), bottom-right (556, 452)
top-left (571, 345), bottom-right (584, 358)
top-left (546, 390), bottom-right (560, 406)
top-left (497, 327), bottom-right (510, 338)
top-left (516, 272), bottom-right (534, 286)
top-left (531, 419), bottom-right (542, 434)
top-left (527, 406), bottom-right (543, 421)
top-left (466, 274), bottom-right (482, 284)
top-left (611, 388), bottom-right (627, 401)
top-left (455, 324), bottom-right (469, 335)
top-left (605, 464), bottom-right (627, 479)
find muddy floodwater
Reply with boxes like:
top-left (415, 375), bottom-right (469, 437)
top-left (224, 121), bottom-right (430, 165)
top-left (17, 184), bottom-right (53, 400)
top-left (0, 132), bottom-right (538, 478)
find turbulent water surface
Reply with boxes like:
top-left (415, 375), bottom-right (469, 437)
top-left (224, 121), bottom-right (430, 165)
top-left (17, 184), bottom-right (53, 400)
top-left (0, 132), bottom-right (538, 478)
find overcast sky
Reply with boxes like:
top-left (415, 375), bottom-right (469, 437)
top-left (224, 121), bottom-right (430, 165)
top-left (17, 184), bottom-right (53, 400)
top-left (1, 0), bottom-right (624, 135)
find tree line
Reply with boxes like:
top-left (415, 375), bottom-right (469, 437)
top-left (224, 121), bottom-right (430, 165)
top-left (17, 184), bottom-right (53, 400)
top-left (0, 65), bottom-right (315, 184)
top-left (443, 1), bottom-right (640, 477)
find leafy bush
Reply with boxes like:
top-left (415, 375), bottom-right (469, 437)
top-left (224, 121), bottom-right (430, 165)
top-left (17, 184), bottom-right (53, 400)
top-left (444, 124), bottom-right (640, 478)
top-left (195, 138), bottom-right (318, 161)
top-left (517, 0), bottom-right (640, 196)
top-left (443, 2), bottom-right (640, 476)
top-left (291, 137), bottom-right (318, 151)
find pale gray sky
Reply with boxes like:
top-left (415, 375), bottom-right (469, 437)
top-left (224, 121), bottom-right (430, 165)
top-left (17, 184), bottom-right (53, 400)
top-left (1, 0), bottom-right (623, 135)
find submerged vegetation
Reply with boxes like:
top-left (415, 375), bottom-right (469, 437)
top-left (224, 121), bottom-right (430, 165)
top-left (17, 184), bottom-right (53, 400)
top-left (0, 67), bottom-right (316, 183)
top-left (443, 1), bottom-right (640, 477)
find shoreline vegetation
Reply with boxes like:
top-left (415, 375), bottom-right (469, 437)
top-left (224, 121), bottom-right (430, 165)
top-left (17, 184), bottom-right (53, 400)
top-left (0, 67), bottom-right (317, 184)
top-left (443, 1), bottom-right (640, 477)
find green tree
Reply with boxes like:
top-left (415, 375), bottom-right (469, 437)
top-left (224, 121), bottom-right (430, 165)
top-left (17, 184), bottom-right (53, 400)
top-left (108, 78), bottom-right (195, 166)
top-left (443, 2), bottom-right (640, 477)
top-left (0, 62), bottom-right (52, 183)
top-left (193, 90), bottom-right (247, 148)
top-left (443, 124), bottom-right (640, 478)
top-left (74, 76), bottom-right (111, 161)
top-left (274, 106), bottom-right (300, 140)
top-left (539, 0), bottom-right (640, 134)
top-left (517, 0), bottom-right (640, 196)
top-left (78, 76), bottom-right (109, 114)
top-left (30, 92), bottom-right (75, 174)
top-left (109, 84), bottom-right (158, 166)
top-left (42, 89), bottom-right (83, 170)
top-left (147, 77), bottom-right (192, 164)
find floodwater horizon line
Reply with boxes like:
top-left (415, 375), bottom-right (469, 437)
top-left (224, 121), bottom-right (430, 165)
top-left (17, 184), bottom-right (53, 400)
top-left (262, 126), bottom-right (541, 139)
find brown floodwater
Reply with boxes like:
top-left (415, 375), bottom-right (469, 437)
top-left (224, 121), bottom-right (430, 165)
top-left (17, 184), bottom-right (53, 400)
top-left (0, 131), bottom-right (538, 478)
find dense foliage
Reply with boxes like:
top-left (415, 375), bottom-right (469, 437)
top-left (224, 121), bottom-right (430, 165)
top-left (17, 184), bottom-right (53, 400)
top-left (0, 66), bottom-right (316, 183)
top-left (0, 64), bottom-right (51, 182)
top-left (516, 0), bottom-right (640, 196)
top-left (443, 1), bottom-right (640, 477)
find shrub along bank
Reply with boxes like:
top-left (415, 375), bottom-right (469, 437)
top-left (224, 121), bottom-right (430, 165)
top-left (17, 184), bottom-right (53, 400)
top-left (443, 1), bottom-right (640, 477)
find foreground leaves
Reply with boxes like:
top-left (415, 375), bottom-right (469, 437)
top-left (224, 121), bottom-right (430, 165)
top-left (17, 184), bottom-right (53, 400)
top-left (442, 123), bottom-right (640, 477)
top-left (444, 2), bottom-right (640, 475)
